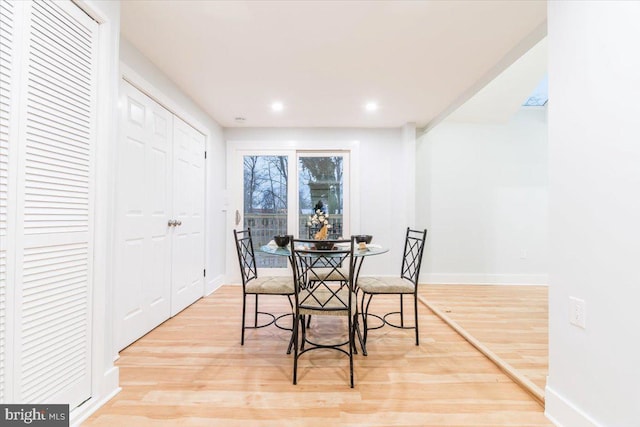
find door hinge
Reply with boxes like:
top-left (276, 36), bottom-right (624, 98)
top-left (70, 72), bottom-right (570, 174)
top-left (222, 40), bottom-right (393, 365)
top-left (204, 268), bottom-right (206, 277)
top-left (204, 151), bottom-right (207, 159)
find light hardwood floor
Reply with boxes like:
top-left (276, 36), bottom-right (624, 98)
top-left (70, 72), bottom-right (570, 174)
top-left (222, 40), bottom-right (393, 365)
top-left (84, 285), bottom-right (551, 426)
top-left (421, 285), bottom-right (549, 391)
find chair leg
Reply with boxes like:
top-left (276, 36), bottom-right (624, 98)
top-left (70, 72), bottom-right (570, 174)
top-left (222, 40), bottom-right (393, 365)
top-left (241, 293), bottom-right (247, 345)
top-left (362, 293), bottom-right (374, 346)
top-left (254, 294), bottom-right (259, 327)
top-left (293, 314), bottom-right (299, 385)
top-left (414, 294), bottom-right (419, 346)
top-left (360, 293), bottom-right (366, 345)
top-left (348, 313), bottom-right (354, 388)
top-left (300, 315), bottom-right (307, 351)
top-left (400, 294), bottom-right (404, 328)
top-left (352, 313), bottom-right (358, 355)
top-left (286, 315), bottom-right (295, 355)
top-left (286, 295), bottom-right (295, 355)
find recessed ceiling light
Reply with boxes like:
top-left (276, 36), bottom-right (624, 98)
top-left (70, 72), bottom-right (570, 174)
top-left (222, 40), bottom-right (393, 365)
top-left (271, 102), bottom-right (284, 112)
top-left (234, 117), bottom-right (246, 123)
top-left (365, 102), bottom-right (378, 112)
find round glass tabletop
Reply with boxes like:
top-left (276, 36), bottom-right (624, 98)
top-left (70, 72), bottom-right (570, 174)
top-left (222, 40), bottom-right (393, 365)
top-left (259, 244), bottom-right (388, 257)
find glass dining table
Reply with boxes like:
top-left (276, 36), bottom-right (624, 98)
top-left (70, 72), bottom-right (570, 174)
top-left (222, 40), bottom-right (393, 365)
top-left (258, 242), bottom-right (388, 355)
top-left (259, 242), bottom-right (388, 258)
top-left (259, 242), bottom-right (388, 283)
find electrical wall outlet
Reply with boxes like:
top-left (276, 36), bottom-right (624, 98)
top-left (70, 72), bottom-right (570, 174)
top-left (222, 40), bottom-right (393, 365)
top-left (569, 296), bottom-right (586, 329)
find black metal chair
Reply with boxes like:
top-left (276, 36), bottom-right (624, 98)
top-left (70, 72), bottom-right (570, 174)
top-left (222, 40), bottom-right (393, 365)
top-left (290, 237), bottom-right (358, 387)
top-left (233, 228), bottom-right (295, 352)
top-left (358, 228), bottom-right (427, 347)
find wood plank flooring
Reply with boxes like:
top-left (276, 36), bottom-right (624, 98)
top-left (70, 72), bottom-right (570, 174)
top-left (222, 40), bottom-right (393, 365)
top-left (420, 285), bottom-right (548, 391)
top-left (83, 285), bottom-right (551, 426)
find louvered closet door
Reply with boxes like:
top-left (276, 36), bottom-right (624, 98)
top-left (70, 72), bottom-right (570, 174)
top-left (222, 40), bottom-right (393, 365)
top-left (171, 117), bottom-right (205, 316)
top-left (115, 80), bottom-right (172, 350)
top-left (13, 0), bottom-right (98, 407)
top-left (0, 0), bottom-right (14, 403)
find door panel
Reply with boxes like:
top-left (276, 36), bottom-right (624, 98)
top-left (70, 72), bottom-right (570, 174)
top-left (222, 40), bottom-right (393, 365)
top-left (298, 153), bottom-right (348, 238)
top-left (115, 81), bottom-right (172, 349)
top-left (170, 116), bottom-right (205, 316)
top-left (13, 0), bottom-right (97, 408)
top-left (242, 155), bottom-right (289, 269)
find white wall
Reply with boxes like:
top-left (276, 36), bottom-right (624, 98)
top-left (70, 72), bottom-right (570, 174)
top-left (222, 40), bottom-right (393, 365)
top-left (546, 2), bottom-right (640, 427)
top-left (73, 0), bottom-right (121, 424)
top-left (416, 108), bottom-right (548, 284)
top-left (224, 127), bottom-right (412, 277)
top-left (119, 39), bottom-right (226, 293)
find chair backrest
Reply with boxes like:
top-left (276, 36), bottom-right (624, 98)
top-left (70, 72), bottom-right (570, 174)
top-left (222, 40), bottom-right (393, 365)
top-left (233, 228), bottom-right (258, 287)
top-left (400, 228), bottom-right (428, 287)
top-left (291, 238), bottom-right (354, 312)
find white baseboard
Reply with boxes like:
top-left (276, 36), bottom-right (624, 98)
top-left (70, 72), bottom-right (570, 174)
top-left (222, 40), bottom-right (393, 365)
top-left (421, 273), bottom-right (548, 285)
top-left (70, 366), bottom-right (121, 426)
top-left (205, 274), bottom-right (225, 295)
top-left (545, 386), bottom-right (604, 427)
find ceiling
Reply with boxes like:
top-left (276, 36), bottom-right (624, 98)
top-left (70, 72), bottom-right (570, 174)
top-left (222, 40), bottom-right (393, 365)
top-left (121, 1), bottom-right (547, 129)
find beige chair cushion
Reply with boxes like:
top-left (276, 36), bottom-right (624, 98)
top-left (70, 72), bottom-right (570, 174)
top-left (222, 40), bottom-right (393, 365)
top-left (246, 276), bottom-right (294, 295)
top-left (357, 276), bottom-right (415, 294)
top-left (298, 287), bottom-right (356, 317)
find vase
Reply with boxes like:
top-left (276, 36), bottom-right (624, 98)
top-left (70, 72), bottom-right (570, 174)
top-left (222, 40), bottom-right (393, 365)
top-left (314, 224), bottom-right (329, 240)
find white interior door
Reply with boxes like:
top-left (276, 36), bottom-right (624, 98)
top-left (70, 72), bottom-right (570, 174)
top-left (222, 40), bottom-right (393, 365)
top-left (115, 80), bottom-right (173, 350)
top-left (171, 116), bottom-right (205, 316)
top-left (11, 0), bottom-right (97, 407)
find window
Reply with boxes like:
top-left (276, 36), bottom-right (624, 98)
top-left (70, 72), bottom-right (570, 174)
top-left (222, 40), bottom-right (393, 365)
top-left (298, 154), bottom-right (345, 239)
top-left (523, 74), bottom-right (548, 106)
top-left (235, 148), bottom-right (351, 272)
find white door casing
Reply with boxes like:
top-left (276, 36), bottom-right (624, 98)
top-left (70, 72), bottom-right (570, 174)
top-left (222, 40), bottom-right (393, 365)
top-left (115, 80), bottom-right (172, 350)
top-left (0, 0), bottom-right (14, 403)
top-left (171, 116), bottom-right (205, 316)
